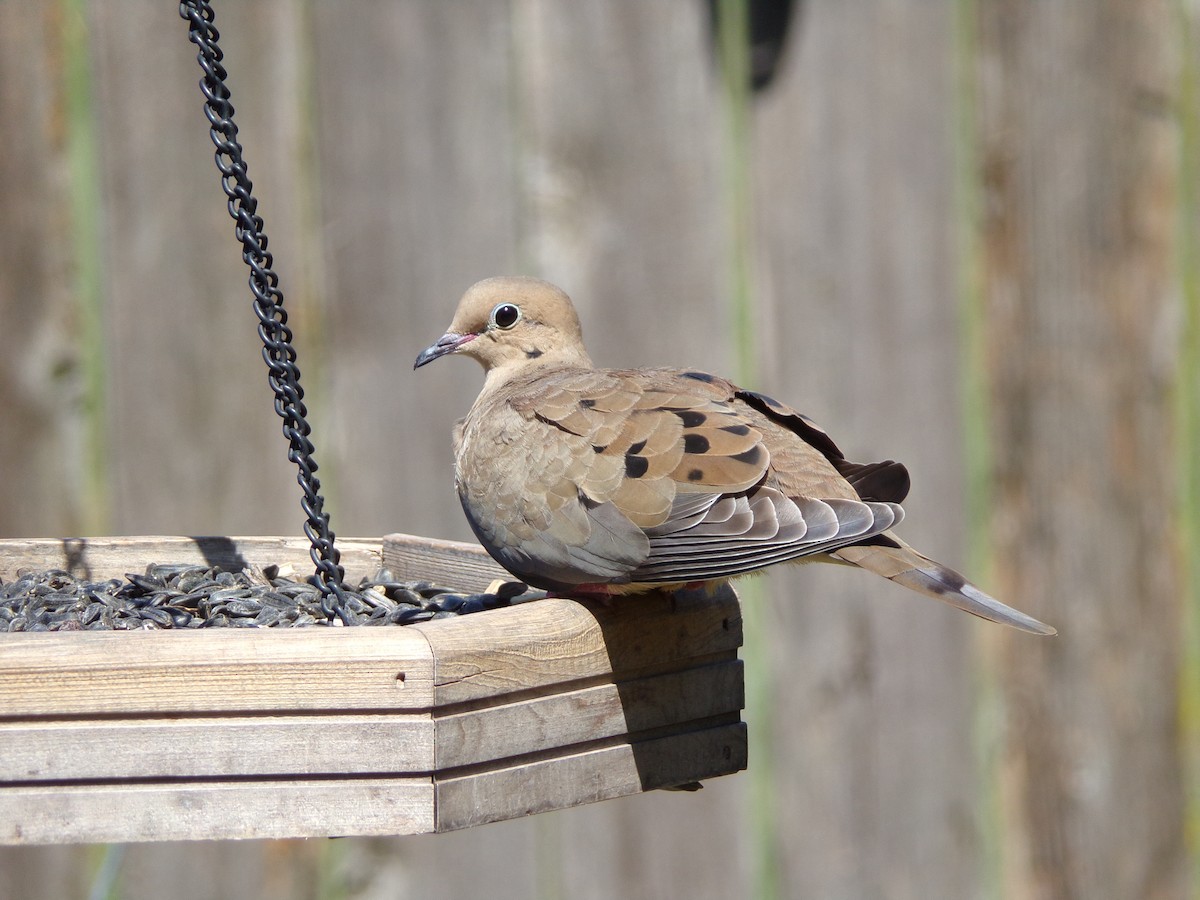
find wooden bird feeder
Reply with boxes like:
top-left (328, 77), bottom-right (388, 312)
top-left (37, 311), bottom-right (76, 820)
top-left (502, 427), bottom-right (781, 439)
top-left (0, 534), bottom-right (746, 844)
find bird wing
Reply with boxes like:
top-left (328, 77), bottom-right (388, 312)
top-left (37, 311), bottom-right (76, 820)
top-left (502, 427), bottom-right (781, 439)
top-left (463, 367), bottom-right (901, 589)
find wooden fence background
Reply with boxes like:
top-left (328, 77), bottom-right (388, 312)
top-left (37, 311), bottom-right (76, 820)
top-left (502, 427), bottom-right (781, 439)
top-left (0, 1), bottom-right (1196, 898)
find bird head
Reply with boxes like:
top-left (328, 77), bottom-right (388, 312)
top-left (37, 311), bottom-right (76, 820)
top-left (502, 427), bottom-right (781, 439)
top-left (414, 276), bottom-right (592, 376)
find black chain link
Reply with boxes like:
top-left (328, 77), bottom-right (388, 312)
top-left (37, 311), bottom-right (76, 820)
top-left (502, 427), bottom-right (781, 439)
top-left (179, 0), bottom-right (348, 621)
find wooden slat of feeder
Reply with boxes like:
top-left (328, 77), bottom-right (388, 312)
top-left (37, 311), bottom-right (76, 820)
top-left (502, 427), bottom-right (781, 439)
top-left (433, 659), bottom-right (743, 769)
top-left (435, 721), bottom-right (748, 832)
top-left (0, 659), bottom-right (742, 782)
top-left (383, 532), bottom-right (511, 589)
top-left (0, 531), bottom-right (680, 595)
top-left (0, 627), bottom-right (437, 715)
top-left (0, 532), bottom-right (509, 589)
top-left (0, 587), bottom-right (738, 716)
top-left (0, 714), bottom-right (435, 780)
top-left (0, 721), bottom-right (748, 843)
top-left (0, 535), bottom-right (387, 584)
top-left (410, 585), bottom-right (742, 706)
top-left (0, 778), bottom-right (437, 844)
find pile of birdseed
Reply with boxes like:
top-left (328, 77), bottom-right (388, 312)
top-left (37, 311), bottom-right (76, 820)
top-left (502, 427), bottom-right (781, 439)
top-left (0, 564), bottom-right (541, 632)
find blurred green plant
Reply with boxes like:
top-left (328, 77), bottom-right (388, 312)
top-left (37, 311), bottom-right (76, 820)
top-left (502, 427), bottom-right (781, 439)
top-left (63, 2), bottom-right (121, 895)
top-left (63, 0), bottom-right (109, 537)
top-left (715, 2), bottom-right (779, 899)
top-left (951, 1), bottom-right (1008, 896)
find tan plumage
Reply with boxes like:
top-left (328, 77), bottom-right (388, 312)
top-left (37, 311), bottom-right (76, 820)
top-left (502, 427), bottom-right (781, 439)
top-left (414, 276), bottom-right (1055, 635)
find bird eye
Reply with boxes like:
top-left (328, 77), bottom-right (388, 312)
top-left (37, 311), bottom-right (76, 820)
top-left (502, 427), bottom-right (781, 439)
top-left (490, 303), bottom-right (521, 330)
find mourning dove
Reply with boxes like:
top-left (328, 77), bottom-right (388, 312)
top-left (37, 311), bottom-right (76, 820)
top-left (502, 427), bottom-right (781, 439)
top-left (414, 276), bottom-right (1054, 635)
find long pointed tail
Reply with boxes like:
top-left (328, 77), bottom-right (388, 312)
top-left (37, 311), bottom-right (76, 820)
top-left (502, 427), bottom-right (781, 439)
top-left (832, 539), bottom-right (1055, 635)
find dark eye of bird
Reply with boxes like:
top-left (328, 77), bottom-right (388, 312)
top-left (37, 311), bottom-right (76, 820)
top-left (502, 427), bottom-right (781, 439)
top-left (491, 303), bottom-right (521, 330)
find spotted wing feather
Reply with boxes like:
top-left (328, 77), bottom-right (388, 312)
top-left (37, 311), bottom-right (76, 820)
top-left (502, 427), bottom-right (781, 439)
top-left (482, 369), bottom-right (905, 587)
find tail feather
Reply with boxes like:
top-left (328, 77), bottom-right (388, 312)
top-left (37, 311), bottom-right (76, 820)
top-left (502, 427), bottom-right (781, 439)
top-left (833, 540), bottom-right (1056, 636)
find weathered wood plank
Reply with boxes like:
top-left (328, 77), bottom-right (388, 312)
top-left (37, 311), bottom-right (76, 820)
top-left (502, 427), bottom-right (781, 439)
top-left (0, 584), bottom-right (738, 717)
top-left (0, 714), bottom-right (434, 781)
top-left (311, 0), bottom-right (519, 547)
top-left (750, 3), bottom-right (982, 896)
top-left (0, 2), bottom-right (96, 887)
top-left (0, 660), bottom-right (743, 782)
top-left (435, 721), bottom-right (748, 832)
top-left (434, 659), bottom-right (743, 769)
top-left (0, 532), bottom-right (519, 591)
top-left (0, 627), bottom-right (436, 715)
top-left (0, 1), bottom-right (80, 544)
top-left (0, 778), bottom-right (436, 844)
top-left (0, 535), bottom-right (385, 585)
top-left (383, 533), bottom-right (511, 591)
top-left (92, 2), bottom-right (304, 540)
top-left (0, 720), bottom-right (748, 845)
top-left (978, 3), bottom-right (1187, 896)
top-left (411, 586), bottom-right (743, 705)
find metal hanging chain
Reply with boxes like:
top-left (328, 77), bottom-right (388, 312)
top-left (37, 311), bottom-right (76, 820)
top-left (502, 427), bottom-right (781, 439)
top-left (179, 0), bottom-right (348, 621)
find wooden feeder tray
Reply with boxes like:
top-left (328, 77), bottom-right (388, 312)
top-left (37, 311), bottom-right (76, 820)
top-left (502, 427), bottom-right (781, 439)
top-left (0, 535), bottom-right (746, 844)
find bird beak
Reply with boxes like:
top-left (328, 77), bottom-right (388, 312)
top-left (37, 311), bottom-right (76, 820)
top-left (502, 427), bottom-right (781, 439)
top-left (414, 332), bottom-right (475, 369)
